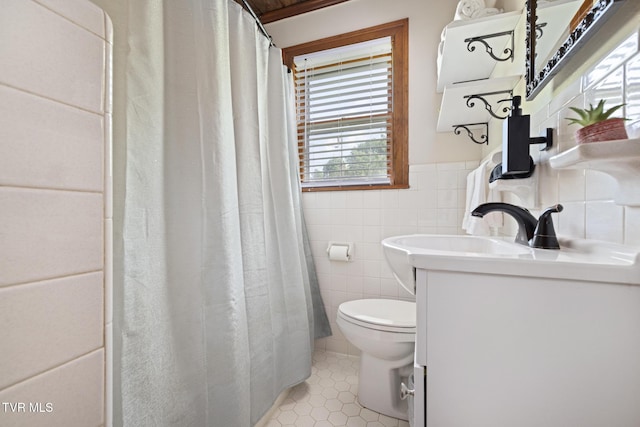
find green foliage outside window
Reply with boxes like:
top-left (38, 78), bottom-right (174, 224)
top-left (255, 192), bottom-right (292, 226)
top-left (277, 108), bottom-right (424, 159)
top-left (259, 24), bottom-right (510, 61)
top-left (315, 139), bottom-right (387, 180)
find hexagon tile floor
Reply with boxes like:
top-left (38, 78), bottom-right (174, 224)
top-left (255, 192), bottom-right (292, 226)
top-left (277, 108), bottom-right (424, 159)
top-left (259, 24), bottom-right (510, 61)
top-left (264, 350), bottom-right (410, 427)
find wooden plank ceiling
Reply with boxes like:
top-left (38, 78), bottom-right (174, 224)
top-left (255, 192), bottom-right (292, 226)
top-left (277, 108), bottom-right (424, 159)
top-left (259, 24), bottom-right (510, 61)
top-left (236, 0), bottom-right (351, 23)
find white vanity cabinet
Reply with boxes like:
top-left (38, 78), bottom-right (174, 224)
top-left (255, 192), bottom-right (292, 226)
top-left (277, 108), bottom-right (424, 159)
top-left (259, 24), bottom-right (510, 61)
top-left (414, 268), bottom-right (640, 427)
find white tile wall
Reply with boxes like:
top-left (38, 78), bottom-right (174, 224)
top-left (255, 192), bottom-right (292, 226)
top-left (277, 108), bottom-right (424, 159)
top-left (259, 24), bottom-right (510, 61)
top-left (0, 273), bottom-right (104, 389)
top-left (34, 0), bottom-right (106, 37)
top-left (0, 0), bottom-right (111, 425)
top-left (0, 350), bottom-right (104, 427)
top-left (532, 30), bottom-right (640, 248)
top-left (0, 0), bottom-right (105, 114)
top-left (306, 161), bottom-right (478, 354)
top-left (0, 188), bottom-right (103, 286)
top-left (0, 86), bottom-right (104, 191)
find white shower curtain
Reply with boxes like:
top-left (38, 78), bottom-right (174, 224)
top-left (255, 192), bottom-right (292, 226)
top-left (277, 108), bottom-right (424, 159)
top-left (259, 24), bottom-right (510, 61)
top-left (120, 0), bottom-right (329, 425)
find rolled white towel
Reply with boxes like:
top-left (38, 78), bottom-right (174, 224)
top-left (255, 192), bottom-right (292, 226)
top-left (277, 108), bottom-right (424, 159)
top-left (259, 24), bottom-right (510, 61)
top-left (471, 7), bottom-right (503, 18)
top-left (454, 0), bottom-right (485, 20)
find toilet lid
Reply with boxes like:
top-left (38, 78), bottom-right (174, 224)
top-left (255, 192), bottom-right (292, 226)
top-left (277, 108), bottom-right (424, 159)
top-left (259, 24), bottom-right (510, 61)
top-left (339, 299), bottom-right (416, 329)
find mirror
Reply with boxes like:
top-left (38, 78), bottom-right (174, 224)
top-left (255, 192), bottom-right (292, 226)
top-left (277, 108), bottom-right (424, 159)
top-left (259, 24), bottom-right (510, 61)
top-left (526, 0), bottom-right (625, 99)
top-left (532, 0), bottom-right (583, 74)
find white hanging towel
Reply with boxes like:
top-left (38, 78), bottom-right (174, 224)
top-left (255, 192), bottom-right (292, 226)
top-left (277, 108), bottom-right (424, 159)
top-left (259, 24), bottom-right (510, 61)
top-left (462, 160), bottom-right (503, 235)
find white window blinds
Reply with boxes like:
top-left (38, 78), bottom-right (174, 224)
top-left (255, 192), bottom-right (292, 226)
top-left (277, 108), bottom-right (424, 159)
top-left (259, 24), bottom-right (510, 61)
top-left (293, 37), bottom-right (393, 188)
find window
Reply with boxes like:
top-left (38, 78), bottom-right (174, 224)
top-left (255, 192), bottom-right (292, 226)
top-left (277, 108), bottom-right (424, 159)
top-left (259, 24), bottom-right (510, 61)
top-left (283, 19), bottom-right (408, 191)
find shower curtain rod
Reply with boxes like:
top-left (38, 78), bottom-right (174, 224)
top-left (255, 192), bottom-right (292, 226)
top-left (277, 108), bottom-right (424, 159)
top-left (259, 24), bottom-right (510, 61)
top-left (241, 0), bottom-right (275, 47)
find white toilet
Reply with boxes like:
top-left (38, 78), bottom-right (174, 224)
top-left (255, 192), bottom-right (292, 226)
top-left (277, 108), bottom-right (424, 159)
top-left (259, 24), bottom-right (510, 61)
top-left (336, 299), bottom-right (416, 420)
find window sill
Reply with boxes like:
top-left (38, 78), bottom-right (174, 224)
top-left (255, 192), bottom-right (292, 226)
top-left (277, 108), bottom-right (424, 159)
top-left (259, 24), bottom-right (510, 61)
top-left (301, 183), bottom-right (410, 192)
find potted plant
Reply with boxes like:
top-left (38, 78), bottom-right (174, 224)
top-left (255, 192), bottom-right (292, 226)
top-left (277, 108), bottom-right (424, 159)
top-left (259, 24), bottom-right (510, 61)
top-left (566, 99), bottom-right (628, 144)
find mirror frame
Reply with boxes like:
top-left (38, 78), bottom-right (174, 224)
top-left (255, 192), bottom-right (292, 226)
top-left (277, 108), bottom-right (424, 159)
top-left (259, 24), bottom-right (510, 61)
top-left (526, 0), bottom-right (625, 100)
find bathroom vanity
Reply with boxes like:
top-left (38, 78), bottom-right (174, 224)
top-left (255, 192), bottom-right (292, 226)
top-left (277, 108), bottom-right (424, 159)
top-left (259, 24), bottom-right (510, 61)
top-left (383, 235), bottom-right (640, 427)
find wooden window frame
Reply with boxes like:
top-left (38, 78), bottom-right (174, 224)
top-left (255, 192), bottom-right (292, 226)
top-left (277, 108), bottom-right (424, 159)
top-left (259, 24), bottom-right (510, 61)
top-left (283, 19), bottom-right (409, 192)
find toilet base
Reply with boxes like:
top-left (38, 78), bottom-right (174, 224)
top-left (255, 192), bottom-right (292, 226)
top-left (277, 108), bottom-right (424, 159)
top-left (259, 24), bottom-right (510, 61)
top-left (357, 351), bottom-right (414, 420)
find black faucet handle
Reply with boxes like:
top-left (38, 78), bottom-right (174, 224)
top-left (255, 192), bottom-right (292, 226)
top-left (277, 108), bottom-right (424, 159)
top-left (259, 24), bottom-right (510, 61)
top-left (539, 204), bottom-right (564, 217)
top-left (531, 204), bottom-right (563, 249)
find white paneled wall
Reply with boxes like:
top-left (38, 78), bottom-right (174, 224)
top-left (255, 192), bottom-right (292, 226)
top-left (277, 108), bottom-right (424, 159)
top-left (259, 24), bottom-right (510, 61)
top-left (306, 162), bottom-right (479, 354)
top-left (0, 0), bottom-right (111, 426)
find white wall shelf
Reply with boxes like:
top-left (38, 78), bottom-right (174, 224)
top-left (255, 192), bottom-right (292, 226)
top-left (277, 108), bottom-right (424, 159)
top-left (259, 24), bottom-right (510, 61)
top-left (437, 75), bottom-right (520, 132)
top-left (437, 10), bottom-right (523, 92)
top-left (549, 138), bottom-right (640, 206)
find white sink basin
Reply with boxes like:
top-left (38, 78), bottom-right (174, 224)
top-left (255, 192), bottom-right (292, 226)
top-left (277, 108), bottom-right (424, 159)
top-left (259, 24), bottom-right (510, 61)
top-left (382, 234), bottom-right (640, 294)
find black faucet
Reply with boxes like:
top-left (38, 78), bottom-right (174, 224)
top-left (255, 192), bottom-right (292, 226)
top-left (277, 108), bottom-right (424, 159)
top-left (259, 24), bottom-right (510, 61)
top-left (471, 202), bottom-right (537, 246)
top-left (471, 202), bottom-right (563, 249)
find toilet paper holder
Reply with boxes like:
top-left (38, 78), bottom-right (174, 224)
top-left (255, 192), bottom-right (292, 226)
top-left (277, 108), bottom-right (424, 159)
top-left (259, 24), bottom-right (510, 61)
top-left (326, 242), bottom-right (354, 261)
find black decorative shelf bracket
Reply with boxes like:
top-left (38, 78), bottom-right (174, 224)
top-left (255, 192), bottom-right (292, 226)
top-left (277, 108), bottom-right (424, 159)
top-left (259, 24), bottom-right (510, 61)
top-left (464, 30), bottom-right (515, 62)
top-left (464, 90), bottom-right (513, 120)
top-left (453, 123), bottom-right (489, 145)
top-left (536, 22), bottom-right (547, 40)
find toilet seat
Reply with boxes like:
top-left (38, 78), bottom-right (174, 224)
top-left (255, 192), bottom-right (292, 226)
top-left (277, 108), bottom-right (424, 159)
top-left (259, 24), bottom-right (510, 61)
top-left (338, 299), bottom-right (416, 333)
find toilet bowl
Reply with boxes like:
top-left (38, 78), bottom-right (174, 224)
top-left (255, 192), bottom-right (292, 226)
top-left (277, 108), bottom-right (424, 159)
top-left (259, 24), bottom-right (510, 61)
top-left (336, 299), bottom-right (416, 420)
